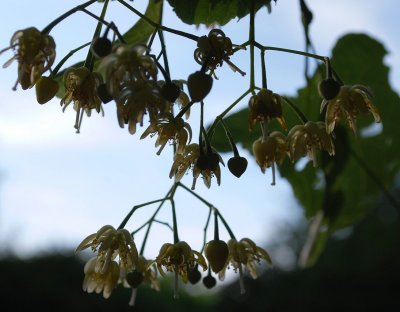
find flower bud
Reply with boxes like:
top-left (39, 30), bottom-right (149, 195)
top-left (187, 71), bottom-right (213, 102)
top-left (161, 82), bottom-right (181, 102)
top-left (227, 156), bottom-right (248, 178)
top-left (319, 78), bottom-right (341, 100)
top-left (35, 76), bottom-right (59, 104)
top-left (202, 275), bottom-right (217, 289)
top-left (126, 270), bottom-right (144, 288)
top-left (91, 37), bottom-right (112, 58)
top-left (205, 240), bottom-right (229, 273)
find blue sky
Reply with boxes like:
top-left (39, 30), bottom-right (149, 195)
top-left (0, 0), bottom-right (399, 261)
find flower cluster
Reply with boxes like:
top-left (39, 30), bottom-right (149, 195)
top-left (1, 27), bottom-right (56, 90)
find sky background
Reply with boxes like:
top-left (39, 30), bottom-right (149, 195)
top-left (0, 0), bottom-right (399, 268)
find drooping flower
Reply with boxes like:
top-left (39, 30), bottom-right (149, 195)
top-left (320, 84), bottom-right (381, 134)
top-left (76, 225), bottom-right (138, 274)
top-left (124, 256), bottom-right (160, 306)
top-left (2, 27), bottom-right (56, 90)
top-left (169, 143), bottom-right (200, 182)
top-left (287, 121), bottom-right (335, 167)
top-left (253, 131), bottom-right (287, 185)
top-left (98, 44), bottom-right (157, 96)
top-left (194, 29), bottom-right (244, 75)
top-left (219, 238), bottom-right (272, 294)
top-left (60, 66), bottom-right (103, 132)
top-left (115, 80), bottom-right (164, 135)
top-left (155, 241), bottom-right (207, 298)
top-left (82, 256), bottom-right (120, 299)
top-left (248, 88), bottom-right (287, 131)
top-left (140, 113), bottom-right (192, 155)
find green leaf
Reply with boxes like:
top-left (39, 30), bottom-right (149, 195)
top-left (211, 33), bottom-right (400, 266)
top-left (167, 0), bottom-right (276, 26)
top-left (54, 0), bottom-right (162, 98)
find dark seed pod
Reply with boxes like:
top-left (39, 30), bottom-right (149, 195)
top-left (203, 275), bottom-right (217, 289)
top-left (161, 82), bottom-right (181, 102)
top-left (319, 78), bottom-right (341, 100)
top-left (227, 156), bottom-right (248, 178)
top-left (96, 83), bottom-right (113, 104)
top-left (126, 271), bottom-right (144, 288)
top-left (91, 37), bottom-right (112, 58)
top-left (187, 71), bottom-right (213, 102)
top-left (35, 76), bottom-right (59, 104)
top-left (188, 267), bottom-right (202, 284)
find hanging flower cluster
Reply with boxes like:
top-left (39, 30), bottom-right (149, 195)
top-left (0, 0), bottom-right (383, 307)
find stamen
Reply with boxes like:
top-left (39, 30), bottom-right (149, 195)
top-left (128, 288), bottom-right (137, 306)
top-left (271, 162), bottom-right (276, 186)
top-left (238, 264), bottom-right (246, 294)
top-left (173, 270), bottom-right (179, 299)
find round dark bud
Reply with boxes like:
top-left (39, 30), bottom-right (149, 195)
top-left (188, 268), bottom-right (202, 285)
top-left (91, 37), bottom-right (112, 58)
top-left (203, 275), bottom-right (217, 289)
top-left (227, 156), bottom-right (248, 178)
top-left (96, 83), bottom-right (113, 104)
top-left (126, 271), bottom-right (144, 288)
top-left (319, 78), bottom-right (341, 101)
top-left (187, 71), bottom-right (213, 102)
top-left (161, 82), bottom-right (181, 102)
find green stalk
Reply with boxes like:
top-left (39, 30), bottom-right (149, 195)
top-left (282, 96), bottom-right (309, 124)
top-left (51, 42), bottom-right (91, 77)
top-left (171, 198), bottom-right (179, 243)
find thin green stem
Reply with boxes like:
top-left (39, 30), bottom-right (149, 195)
top-left (118, 197), bottom-right (170, 230)
top-left (116, 0), bottom-right (199, 41)
top-left (207, 89), bottom-right (251, 139)
top-left (259, 44), bottom-right (326, 62)
top-left (200, 207), bottom-right (213, 253)
top-left (220, 119), bottom-right (239, 157)
top-left (216, 210), bottom-right (236, 240)
top-left (41, 0), bottom-right (97, 34)
top-left (84, 0), bottom-right (110, 70)
top-left (249, 0), bottom-right (256, 89)
top-left (282, 96), bottom-right (309, 124)
top-left (175, 101), bottom-right (194, 120)
top-left (158, 29), bottom-right (171, 82)
top-left (261, 50), bottom-right (267, 89)
top-left (171, 198), bottom-right (179, 243)
top-left (177, 182), bottom-right (213, 208)
top-left (213, 207), bottom-right (219, 241)
top-left (51, 42), bottom-right (91, 77)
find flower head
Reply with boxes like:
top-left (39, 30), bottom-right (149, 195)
top-left (248, 88), bottom-right (287, 131)
top-left (76, 225), bottom-right (138, 274)
top-left (219, 238), bottom-right (272, 294)
top-left (287, 121), bottom-right (335, 167)
top-left (60, 66), bottom-right (103, 132)
top-left (140, 113), bottom-right (192, 155)
top-left (82, 257), bottom-right (120, 299)
top-left (253, 131), bottom-right (287, 185)
top-left (2, 27), bottom-right (56, 90)
top-left (115, 80), bottom-right (164, 135)
top-left (320, 84), bottom-right (381, 134)
top-left (194, 29), bottom-right (245, 75)
top-left (99, 44), bottom-right (157, 96)
top-left (155, 241), bottom-right (207, 280)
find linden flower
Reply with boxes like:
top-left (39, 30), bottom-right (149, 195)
top-left (124, 256), bottom-right (160, 306)
top-left (169, 143), bottom-right (200, 182)
top-left (99, 44), bottom-right (157, 96)
top-left (82, 256), bottom-right (120, 299)
top-left (287, 121), bottom-right (335, 167)
top-left (253, 131), bottom-right (287, 185)
top-left (248, 89), bottom-right (287, 131)
top-left (60, 66), bottom-right (103, 133)
top-left (219, 238), bottom-right (272, 294)
top-left (76, 225), bottom-right (138, 274)
top-left (140, 113), bottom-right (192, 155)
top-left (195, 29), bottom-right (245, 75)
top-left (320, 84), bottom-right (381, 134)
top-left (155, 241), bottom-right (207, 298)
top-left (116, 80), bottom-right (164, 135)
top-left (2, 27), bottom-right (56, 90)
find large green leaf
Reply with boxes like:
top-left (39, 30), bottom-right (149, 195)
top-left (211, 34), bottom-right (400, 266)
top-left (167, 0), bottom-right (276, 26)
